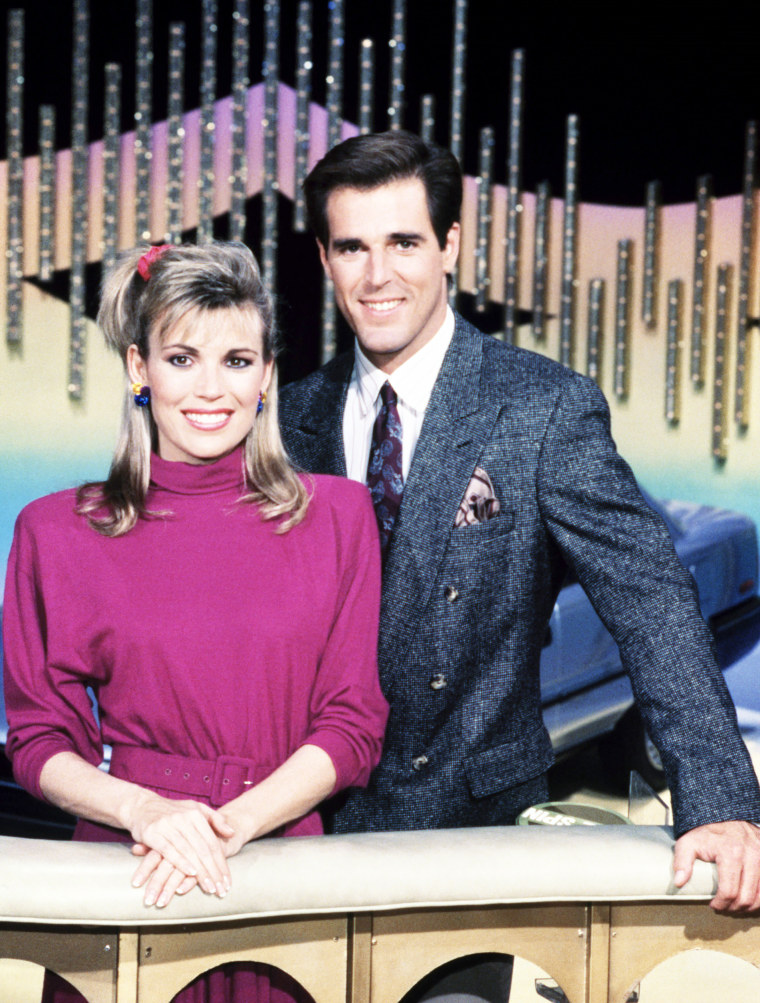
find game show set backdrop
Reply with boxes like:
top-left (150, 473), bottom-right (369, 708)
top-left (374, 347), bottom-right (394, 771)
top-left (2, 2), bottom-right (759, 627)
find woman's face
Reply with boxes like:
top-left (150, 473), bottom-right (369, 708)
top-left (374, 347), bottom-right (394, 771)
top-left (127, 305), bottom-right (273, 465)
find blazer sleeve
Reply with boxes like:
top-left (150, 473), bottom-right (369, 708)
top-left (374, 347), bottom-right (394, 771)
top-left (535, 373), bottom-right (760, 836)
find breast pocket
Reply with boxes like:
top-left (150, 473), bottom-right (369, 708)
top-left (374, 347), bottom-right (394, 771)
top-left (438, 508), bottom-right (519, 634)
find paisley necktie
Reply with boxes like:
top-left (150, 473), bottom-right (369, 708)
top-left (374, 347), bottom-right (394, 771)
top-left (366, 381), bottom-right (404, 555)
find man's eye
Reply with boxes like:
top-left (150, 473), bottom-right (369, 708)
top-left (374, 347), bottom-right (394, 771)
top-left (396, 239), bottom-right (415, 250)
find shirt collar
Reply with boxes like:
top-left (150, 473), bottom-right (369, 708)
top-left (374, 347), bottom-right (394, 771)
top-left (352, 306), bottom-right (455, 416)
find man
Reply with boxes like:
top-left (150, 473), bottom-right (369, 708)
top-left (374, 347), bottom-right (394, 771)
top-left (279, 132), bottom-right (760, 923)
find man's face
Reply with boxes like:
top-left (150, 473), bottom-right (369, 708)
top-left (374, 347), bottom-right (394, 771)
top-left (318, 178), bottom-right (460, 374)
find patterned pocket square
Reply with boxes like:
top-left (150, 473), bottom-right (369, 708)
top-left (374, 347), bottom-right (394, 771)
top-left (455, 467), bottom-right (501, 527)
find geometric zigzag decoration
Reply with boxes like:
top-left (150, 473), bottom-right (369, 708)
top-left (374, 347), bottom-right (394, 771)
top-left (2, 0), bottom-right (758, 462)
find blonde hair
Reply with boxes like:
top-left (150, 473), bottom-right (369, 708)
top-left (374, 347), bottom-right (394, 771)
top-left (77, 242), bottom-right (309, 536)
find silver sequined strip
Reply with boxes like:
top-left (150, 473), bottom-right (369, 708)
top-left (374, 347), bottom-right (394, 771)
top-left (293, 1), bottom-right (313, 231)
top-left (321, 0), bottom-right (343, 359)
top-left (665, 279), bottom-right (682, 424)
top-left (559, 115), bottom-right (579, 369)
top-left (38, 105), bottom-right (56, 282)
top-left (387, 0), bottom-right (406, 130)
top-left (198, 0), bottom-right (218, 242)
top-left (420, 94), bottom-right (435, 144)
top-left (358, 39), bottom-right (375, 136)
top-left (230, 0), bottom-right (250, 243)
top-left (68, 0), bottom-right (89, 399)
top-left (735, 121), bottom-right (757, 427)
top-left (5, 9), bottom-right (24, 345)
top-left (262, 0), bottom-right (280, 291)
top-left (531, 180), bottom-right (550, 341)
top-left (166, 24), bottom-right (185, 245)
top-left (643, 180), bottom-right (660, 328)
top-left (449, 0), bottom-right (467, 164)
top-left (321, 271), bottom-right (337, 364)
top-left (712, 263), bottom-right (731, 461)
top-left (587, 279), bottom-right (604, 383)
top-left (326, 0), bottom-right (344, 151)
top-left (613, 238), bottom-right (631, 399)
top-left (503, 49), bottom-right (524, 345)
top-left (134, 0), bottom-right (153, 243)
top-left (475, 127), bottom-right (494, 314)
top-left (691, 174), bottom-right (712, 386)
top-left (102, 65), bottom-right (121, 274)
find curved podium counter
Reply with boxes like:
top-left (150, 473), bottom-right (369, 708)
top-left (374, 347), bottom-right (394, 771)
top-left (1, 826), bottom-right (758, 1001)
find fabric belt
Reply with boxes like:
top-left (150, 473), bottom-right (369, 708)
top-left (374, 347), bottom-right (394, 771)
top-left (108, 745), bottom-right (275, 808)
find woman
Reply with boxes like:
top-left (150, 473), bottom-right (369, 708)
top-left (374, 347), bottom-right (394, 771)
top-left (3, 242), bottom-right (388, 1002)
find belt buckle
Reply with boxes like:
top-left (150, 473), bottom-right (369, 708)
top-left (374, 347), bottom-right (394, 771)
top-left (211, 755), bottom-right (254, 807)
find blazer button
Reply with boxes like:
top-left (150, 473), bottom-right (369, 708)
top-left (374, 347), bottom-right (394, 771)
top-left (412, 755), bottom-right (429, 771)
top-left (429, 673), bottom-right (447, 690)
top-left (443, 585), bottom-right (459, 602)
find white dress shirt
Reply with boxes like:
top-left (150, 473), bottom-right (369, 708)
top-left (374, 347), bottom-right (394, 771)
top-left (343, 307), bottom-right (456, 483)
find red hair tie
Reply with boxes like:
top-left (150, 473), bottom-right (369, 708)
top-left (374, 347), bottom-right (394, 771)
top-left (137, 244), bottom-right (172, 281)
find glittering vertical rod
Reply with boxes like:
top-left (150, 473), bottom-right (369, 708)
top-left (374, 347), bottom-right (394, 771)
top-left (322, 0), bottom-right (344, 359)
top-left (262, 0), bottom-right (280, 291)
top-left (691, 174), bottom-right (712, 386)
top-left (475, 127), bottom-right (494, 314)
top-left (134, 0), bottom-right (153, 243)
top-left (68, 0), bottom-right (89, 400)
top-left (735, 121), bottom-right (757, 427)
top-left (358, 38), bottom-right (375, 136)
top-left (293, 1), bottom-right (313, 231)
top-left (587, 279), bottom-right (604, 383)
top-left (449, 0), bottom-right (467, 164)
top-left (559, 114), bottom-right (579, 369)
top-left (665, 279), bottom-right (682, 424)
top-left (38, 105), bottom-right (56, 282)
top-left (712, 263), bottom-right (731, 461)
top-left (531, 180), bottom-right (550, 341)
top-left (5, 8), bottom-right (24, 345)
top-left (102, 65), bottom-right (121, 274)
top-left (643, 179), bottom-right (661, 328)
top-left (230, 0), bottom-right (250, 242)
top-left (613, 238), bottom-right (631, 399)
top-left (387, 0), bottom-right (406, 130)
top-left (198, 0), bottom-right (218, 242)
top-left (420, 94), bottom-right (435, 144)
top-left (166, 23), bottom-right (185, 245)
top-left (326, 0), bottom-right (345, 151)
top-left (503, 48), bottom-right (524, 344)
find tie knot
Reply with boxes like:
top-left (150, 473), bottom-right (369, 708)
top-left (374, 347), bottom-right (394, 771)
top-left (380, 381), bottom-right (397, 408)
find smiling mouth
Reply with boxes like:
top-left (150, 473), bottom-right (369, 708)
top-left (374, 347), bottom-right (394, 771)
top-left (182, 410), bottom-right (233, 430)
top-left (362, 298), bottom-right (404, 314)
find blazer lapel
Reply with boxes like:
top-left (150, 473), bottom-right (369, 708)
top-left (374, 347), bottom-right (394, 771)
top-left (286, 354), bottom-right (352, 477)
top-left (379, 316), bottom-right (503, 668)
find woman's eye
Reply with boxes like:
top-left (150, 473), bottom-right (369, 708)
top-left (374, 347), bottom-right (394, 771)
top-left (227, 357), bottom-right (252, 368)
top-left (168, 354), bottom-right (191, 367)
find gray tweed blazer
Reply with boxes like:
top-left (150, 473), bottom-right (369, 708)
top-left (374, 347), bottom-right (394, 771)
top-left (279, 314), bottom-right (760, 837)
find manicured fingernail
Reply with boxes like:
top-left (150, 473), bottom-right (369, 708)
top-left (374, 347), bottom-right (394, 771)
top-left (144, 893), bottom-right (156, 907)
top-left (157, 893), bottom-right (169, 908)
top-left (216, 882), bottom-right (227, 897)
top-left (223, 876), bottom-right (231, 891)
top-left (202, 878), bottom-right (215, 894)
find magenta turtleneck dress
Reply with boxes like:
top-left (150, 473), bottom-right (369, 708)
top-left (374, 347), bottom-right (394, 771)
top-left (3, 446), bottom-right (388, 1003)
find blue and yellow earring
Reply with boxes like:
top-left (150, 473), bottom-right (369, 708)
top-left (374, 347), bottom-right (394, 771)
top-left (131, 381), bottom-right (151, 407)
top-left (257, 390), bottom-right (267, 415)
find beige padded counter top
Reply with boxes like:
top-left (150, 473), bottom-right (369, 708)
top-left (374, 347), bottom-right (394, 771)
top-left (0, 825), bottom-right (717, 927)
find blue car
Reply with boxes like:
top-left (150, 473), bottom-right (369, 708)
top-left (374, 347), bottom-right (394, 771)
top-left (2, 491), bottom-right (759, 834)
